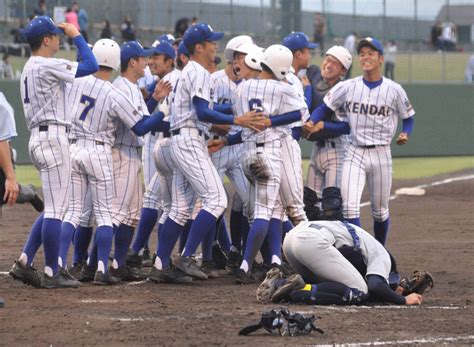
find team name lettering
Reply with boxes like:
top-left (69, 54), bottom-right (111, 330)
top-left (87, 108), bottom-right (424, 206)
top-left (343, 101), bottom-right (390, 117)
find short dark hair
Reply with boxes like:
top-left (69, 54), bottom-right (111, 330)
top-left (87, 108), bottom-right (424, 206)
top-left (121, 58), bottom-right (131, 73)
top-left (186, 43), bottom-right (197, 55)
top-left (261, 62), bottom-right (275, 77)
top-left (27, 33), bottom-right (53, 52)
top-left (99, 66), bottom-right (113, 72)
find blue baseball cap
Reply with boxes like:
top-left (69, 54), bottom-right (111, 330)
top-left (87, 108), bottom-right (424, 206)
top-left (152, 40), bottom-right (176, 60)
top-left (120, 41), bottom-right (154, 63)
top-left (177, 42), bottom-right (189, 57)
top-left (21, 16), bottom-right (63, 40)
top-left (357, 37), bottom-right (384, 55)
top-left (157, 34), bottom-right (176, 45)
top-left (183, 23), bottom-right (224, 47)
top-left (282, 32), bottom-right (318, 51)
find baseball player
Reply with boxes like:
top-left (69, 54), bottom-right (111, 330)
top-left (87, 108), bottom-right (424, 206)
top-left (58, 39), bottom-right (168, 284)
top-left (307, 37), bottom-right (415, 245)
top-left (0, 92), bottom-right (44, 212)
top-left (9, 16), bottom-right (98, 289)
top-left (148, 23), bottom-right (265, 282)
top-left (261, 220), bottom-right (424, 305)
top-left (304, 46), bottom-right (352, 199)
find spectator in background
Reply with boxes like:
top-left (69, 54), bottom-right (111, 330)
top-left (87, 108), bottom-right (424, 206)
top-left (208, 56), bottom-right (221, 74)
top-left (384, 40), bottom-right (397, 80)
top-left (465, 55), bottom-right (474, 83)
top-left (430, 21), bottom-right (443, 51)
top-left (344, 32), bottom-right (357, 78)
top-left (313, 12), bottom-right (326, 56)
top-left (0, 54), bottom-right (14, 80)
top-left (34, 0), bottom-right (47, 16)
top-left (440, 22), bottom-right (457, 52)
top-left (121, 15), bottom-right (136, 42)
top-left (77, 3), bottom-right (89, 42)
top-left (65, 6), bottom-right (80, 46)
top-left (174, 17), bottom-right (190, 38)
top-left (100, 19), bottom-right (114, 39)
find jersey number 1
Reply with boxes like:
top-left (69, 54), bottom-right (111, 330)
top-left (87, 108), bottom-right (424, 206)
top-left (23, 77), bottom-right (30, 104)
top-left (79, 95), bottom-right (96, 121)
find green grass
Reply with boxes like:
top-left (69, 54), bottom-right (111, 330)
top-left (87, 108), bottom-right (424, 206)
top-left (17, 156), bottom-right (474, 188)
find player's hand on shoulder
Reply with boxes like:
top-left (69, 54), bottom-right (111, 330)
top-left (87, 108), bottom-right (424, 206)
top-left (211, 124), bottom-right (231, 136)
top-left (396, 132), bottom-right (409, 145)
top-left (208, 138), bottom-right (226, 154)
top-left (234, 110), bottom-right (266, 132)
top-left (153, 80), bottom-right (173, 101)
top-left (405, 293), bottom-right (423, 305)
top-left (58, 23), bottom-right (81, 38)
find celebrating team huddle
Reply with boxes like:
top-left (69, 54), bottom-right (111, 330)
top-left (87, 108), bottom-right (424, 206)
top-left (10, 16), bottom-right (430, 306)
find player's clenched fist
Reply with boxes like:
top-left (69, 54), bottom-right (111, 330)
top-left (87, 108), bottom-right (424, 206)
top-left (207, 139), bottom-right (226, 154)
top-left (396, 132), bottom-right (409, 145)
top-left (57, 22), bottom-right (81, 38)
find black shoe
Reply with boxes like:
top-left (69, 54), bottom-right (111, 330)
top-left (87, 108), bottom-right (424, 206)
top-left (109, 265), bottom-right (142, 282)
top-left (69, 261), bottom-right (86, 281)
top-left (93, 271), bottom-right (121, 285)
top-left (212, 245), bottom-right (228, 270)
top-left (271, 274), bottom-right (306, 303)
top-left (41, 271), bottom-right (81, 289)
top-left (252, 262), bottom-right (270, 282)
top-left (142, 252), bottom-right (154, 268)
top-left (9, 260), bottom-right (42, 288)
top-left (28, 185), bottom-right (44, 212)
top-left (226, 250), bottom-right (242, 274)
top-left (126, 249), bottom-right (143, 268)
top-left (142, 247), bottom-right (151, 261)
top-left (148, 265), bottom-right (193, 284)
top-left (81, 265), bottom-right (96, 282)
top-left (0, 297), bottom-right (4, 308)
top-left (59, 267), bottom-right (79, 281)
top-left (235, 269), bottom-right (256, 284)
top-left (273, 262), bottom-right (294, 277)
top-left (175, 256), bottom-right (208, 280)
top-left (201, 260), bottom-right (219, 279)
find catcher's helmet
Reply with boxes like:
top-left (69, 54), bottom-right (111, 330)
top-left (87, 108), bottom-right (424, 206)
top-left (224, 35), bottom-right (254, 62)
top-left (242, 43), bottom-right (264, 71)
top-left (261, 44), bottom-right (293, 80)
top-left (92, 38), bottom-right (121, 71)
top-left (326, 45), bottom-right (352, 70)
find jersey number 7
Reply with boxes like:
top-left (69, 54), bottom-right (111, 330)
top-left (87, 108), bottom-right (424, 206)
top-left (79, 95), bottom-right (96, 121)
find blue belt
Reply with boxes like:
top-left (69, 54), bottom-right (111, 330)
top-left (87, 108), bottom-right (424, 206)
top-left (342, 222), bottom-right (360, 250)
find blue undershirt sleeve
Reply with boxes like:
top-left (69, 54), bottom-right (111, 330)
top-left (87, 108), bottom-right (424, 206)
top-left (367, 275), bottom-right (406, 305)
top-left (73, 35), bottom-right (99, 77)
top-left (193, 96), bottom-right (235, 124)
top-left (269, 110), bottom-right (301, 126)
top-left (304, 85), bottom-right (312, 109)
top-left (131, 112), bottom-right (168, 136)
top-left (214, 103), bottom-right (233, 114)
top-left (146, 97), bottom-right (158, 113)
top-left (226, 131), bottom-right (242, 146)
top-left (402, 116), bottom-right (414, 135)
top-left (291, 126), bottom-right (302, 141)
top-left (309, 102), bottom-right (332, 123)
top-left (323, 121), bottom-right (350, 135)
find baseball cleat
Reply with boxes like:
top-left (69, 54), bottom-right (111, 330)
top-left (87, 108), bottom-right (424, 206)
top-left (59, 266), bottom-right (80, 281)
top-left (80, 265), bottom-right (97, 282)
top-left (175, 256), bottom-right (208, 280)
top-left (212, 245), bottom-right (228, 269)
top-left (93, 271), bottom-right (121, 285)
top-left (235, 269), bottom-right (256, 284)
top-left (256, 267), bottom-right (285, 302)
top-left (9, 259), bottom-right (42, 288)
top-left (125, 249), bottom-right (143, 268)
top-left (147, 265), bottom-right (193, 284)
top-left (226, 250), bottom-right (242, 274)
top-left (28, 185), bottom-right (44, 212)
top-left (68, 261), bottom-right (86, 281)
top-left (109, 265), bottom-right (142, 282)
top-left (141, 247), bottom-right (153, 267)
top-left (201, 260), bottom-right (219, 279)
top-left (271, 274), bottom-right (306, 303)
top-left (41, 271), bottom-right (81, 289)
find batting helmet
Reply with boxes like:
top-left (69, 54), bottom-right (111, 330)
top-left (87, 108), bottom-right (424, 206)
top-left (261, 44), bottom-right (293, 80)
top-left (241, 43), bottom-right (264, 71)
top-left (325, 46), bottom-right (352, 70)
top-left (92, 39), bottom-right (121, 71)
top-left (224, 35), bottom-right (254, 62)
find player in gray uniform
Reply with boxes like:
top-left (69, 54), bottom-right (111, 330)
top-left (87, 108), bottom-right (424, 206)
top-left (9, 17), bottom-right (98, 288)
top-left (148, 23), bottom-right (264, 282)
top-left (307, 38), bottom-right (415, 245)
top-left (304, 46), bottom-right (353, 198)
top-left (266, 220), bottom-right (423, 306)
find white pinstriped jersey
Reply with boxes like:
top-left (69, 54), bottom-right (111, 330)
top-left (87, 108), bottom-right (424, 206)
top-left (170, 60), bottom-right (213, 132)
top-left (158, 69), bottom-right (182, 119)
top-left (112, 75), bottom-right (149, 147)
top-left (69, 75), bottom-right (143, 145)
top-left (211, 69), bottom-right (241, 135)
top-left (324, 76), bottom-right (415, 146)
top-left (20, 56), bottom-right (78, 129)
top-left (235, 78), bottom-right (308, 143)
top-left (286, 72), bottom-right (305, 128)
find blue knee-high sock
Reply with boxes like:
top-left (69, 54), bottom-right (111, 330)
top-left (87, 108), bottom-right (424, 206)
top-left (88, 238), bottom-right (98, 269)
top-left (42, 218), bottom-right (62, 274)
top-left (59, 222), bottom-right (76, 268)
top-left (241, 216), bottom-right (250, 253)
top-left (95, 225), bottom-right (114, 273)
top-left (230, 210), bottom-right (243, 250)
top-left (22, 213), bottom-right (44, 266)
top-left (345, 217), bottom-right (361, 227)
top-left (217, 218), bottom-right (231, 253)
top-left (156, 217), bottom-right (184, 268)
top-left (114, 224), bottom-right (135, 267)
top-left (266, 218), bottom-right (283, 264)
top-left (260, 238), bottom-right (271, 265)
top-left (182, 210), bottom-right (218, 257)
top-left (73, 226), bottom-right (93, 264)
top-left (242, 218), bottom-right (270, 269)
top-left (179, 219), bottom-right (193, 253)
top-left (282, 220), bottom-right (293, 242)
top-left (157, 222), bottom-right (163, 240)
top-left (132, 208), bottom-right (158, 254)
top-left (374, 217), bottom-right (390, 246)
top-left (202, 225), bottom-right (216, 261)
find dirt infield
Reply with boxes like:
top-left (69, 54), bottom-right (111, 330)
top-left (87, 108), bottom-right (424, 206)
top-left (1, 169), bottom-right (473, 346)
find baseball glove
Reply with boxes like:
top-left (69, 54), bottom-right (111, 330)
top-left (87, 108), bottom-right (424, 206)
top-left (400, 271), bottom-right (434, 295)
